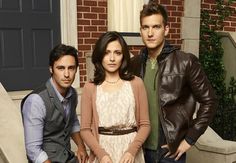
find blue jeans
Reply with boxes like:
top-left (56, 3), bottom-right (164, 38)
top-left (144, 148), bottom-right (186, 163)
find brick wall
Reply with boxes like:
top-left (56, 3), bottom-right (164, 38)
top-left (77, 0), bottom-right (107, 86)
top-left (77, 0), bottom-right (184, 87)
top-left (160, 0), bottom-right (184, 48)
top-left (224, 2), bottom-right (236, 32)
top-left (201, 0), bottom-right (236, 32)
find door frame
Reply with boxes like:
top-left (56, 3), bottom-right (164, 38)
top-left (60, 0), bottom-right (80, 88)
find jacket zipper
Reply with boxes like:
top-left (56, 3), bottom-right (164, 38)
top-left (158, 60), bottom-right (171, 147)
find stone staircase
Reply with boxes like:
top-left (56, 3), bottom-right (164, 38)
top-left (0, 83), bottom-right (27, 163)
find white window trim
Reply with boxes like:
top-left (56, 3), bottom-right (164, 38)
top-left (107, 0), bottom-right (145, 46)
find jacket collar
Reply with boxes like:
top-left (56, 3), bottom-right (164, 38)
top-left (141, 41), bottom-right (178, 63)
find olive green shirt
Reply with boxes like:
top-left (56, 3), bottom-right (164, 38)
top-left (143, 58), bottom-right (159, 150)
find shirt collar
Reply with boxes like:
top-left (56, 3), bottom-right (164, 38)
top-left (50, 78), bottom-right (73, 103)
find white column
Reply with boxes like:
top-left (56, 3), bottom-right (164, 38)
top-left (60, 0), bottom-right (80, 88)
top-left (181, 0), bottom-right (201, 56)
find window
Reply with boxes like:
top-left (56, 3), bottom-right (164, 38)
top-left (108, 0), bottom-right (145, 34)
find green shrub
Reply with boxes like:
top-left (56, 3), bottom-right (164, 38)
top-left (200, 0), bottom-right (236, 140)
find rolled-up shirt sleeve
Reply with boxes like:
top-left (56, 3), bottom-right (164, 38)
top-left (22, 94), bottom-right (48, 163)
top-left (71, 113), bottom-right (80, 133)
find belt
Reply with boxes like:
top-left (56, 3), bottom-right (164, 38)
top-left (98, 127), bottom-right (137, 135)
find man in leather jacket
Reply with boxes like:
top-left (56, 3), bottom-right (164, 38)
top-left (129, 1), bottom-right (218, 163)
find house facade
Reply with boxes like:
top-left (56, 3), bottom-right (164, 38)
top-left (1, 0), bottom-right (236, 162)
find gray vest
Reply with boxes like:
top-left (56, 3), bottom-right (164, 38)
top-left (21, 80), bottom-right (78, 163)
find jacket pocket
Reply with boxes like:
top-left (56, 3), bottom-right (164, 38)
top-left (162, 104), bottom-right (189, 140)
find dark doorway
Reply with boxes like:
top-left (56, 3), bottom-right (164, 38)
top-left (0, 0), bottom-right (61, 91)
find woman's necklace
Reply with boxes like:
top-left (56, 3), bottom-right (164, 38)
top-left (105, 78), bottom-right (120, 84)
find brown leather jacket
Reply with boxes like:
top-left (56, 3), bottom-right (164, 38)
top-left (130, 42), bottom-right (217, 153)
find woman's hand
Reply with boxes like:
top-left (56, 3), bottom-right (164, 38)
top-left (119, 152), bottom-right (134, 163)
top-left (77, 144), bottom-right (88, 163)
top-left (100, 155), bottom-right (113, 163)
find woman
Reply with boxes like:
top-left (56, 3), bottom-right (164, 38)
top-left (80, 31), bottom-right (150, 163)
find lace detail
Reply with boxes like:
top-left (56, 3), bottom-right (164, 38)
top-left (95, 81), bottom-right (144, 163)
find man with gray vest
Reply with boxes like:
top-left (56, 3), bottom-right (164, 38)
top-left (21, 44), bottom-right (88, 163)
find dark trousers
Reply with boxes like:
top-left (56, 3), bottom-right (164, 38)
top-left (144, 148), bottom-right (186, 163)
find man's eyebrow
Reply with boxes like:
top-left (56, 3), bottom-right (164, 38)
top-left (55, 65), bottom-right (65, 68)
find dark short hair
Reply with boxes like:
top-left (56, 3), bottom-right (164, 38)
top-left (140, 0), bottom-right (168, 26)
top-left (49, 44), bottom-right (78, 67)
top-left (92, 31), bottom-right (134, 85)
